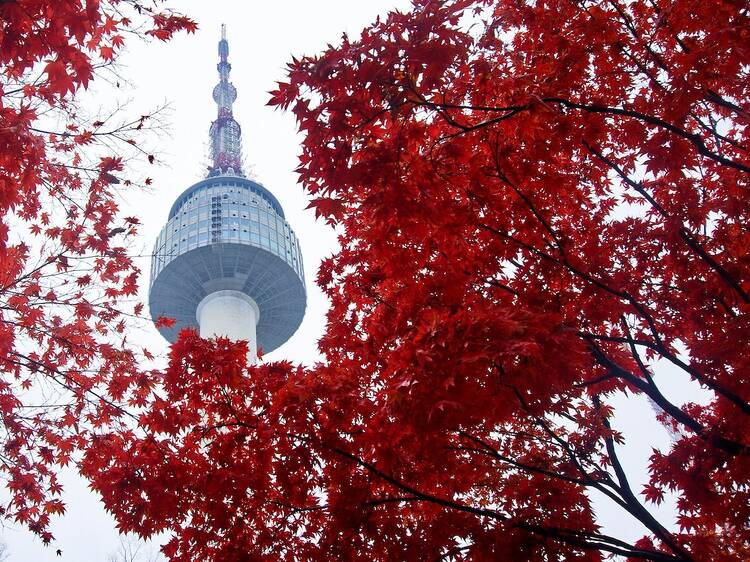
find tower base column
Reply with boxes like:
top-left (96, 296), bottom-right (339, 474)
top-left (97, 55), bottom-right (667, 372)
top-left (196, 290), bottom-right (260, 363)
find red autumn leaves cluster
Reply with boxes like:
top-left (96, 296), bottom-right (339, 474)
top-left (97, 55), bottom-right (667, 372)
top-left (81, 1), bottom-right (750, 561)
top-left (0, 0), bottom-right (194, 543)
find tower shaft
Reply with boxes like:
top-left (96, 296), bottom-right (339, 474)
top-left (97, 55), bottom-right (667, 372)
top-left (197, 290), bottom-right (259, 361)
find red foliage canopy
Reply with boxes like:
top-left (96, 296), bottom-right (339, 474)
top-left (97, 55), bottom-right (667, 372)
top-left (83, 1), bottom-right (748, 561)
top-left (0, 0), bottom-right (194, 544)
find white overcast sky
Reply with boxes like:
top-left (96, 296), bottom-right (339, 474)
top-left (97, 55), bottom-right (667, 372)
top-left (4, 1), bottom-right (694, 560)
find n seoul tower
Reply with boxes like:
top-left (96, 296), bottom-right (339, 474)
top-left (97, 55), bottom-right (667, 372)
top-left (149, 25), bottom-right (306, 362)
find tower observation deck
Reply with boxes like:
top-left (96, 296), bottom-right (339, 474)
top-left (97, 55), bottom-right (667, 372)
top-left (148, 25), bottom-right (306, 361)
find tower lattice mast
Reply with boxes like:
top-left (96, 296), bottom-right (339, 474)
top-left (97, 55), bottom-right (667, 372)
top-left (209, 23), bottom-right (243, 176)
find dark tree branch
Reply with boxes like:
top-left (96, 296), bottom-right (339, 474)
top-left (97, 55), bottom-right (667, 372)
top-left (583, 337), bottom-right (749, 456)
top-left (583, 140), bottom-right (750, 304)
top-left (592, 395), bottom-right (693, 561)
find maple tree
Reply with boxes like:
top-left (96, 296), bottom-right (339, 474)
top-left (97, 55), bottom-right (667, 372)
top-left (0, 0), bottom-right (194, 544)
top-left (81, 0), bottom-right (749, 561)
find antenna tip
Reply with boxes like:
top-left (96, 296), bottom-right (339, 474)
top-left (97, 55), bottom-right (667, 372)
top-left (221, 23), bottom-right (226, 40)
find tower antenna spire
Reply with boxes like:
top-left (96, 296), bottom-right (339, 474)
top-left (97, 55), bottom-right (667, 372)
top-left (209, 24), bottom-right (243, 176)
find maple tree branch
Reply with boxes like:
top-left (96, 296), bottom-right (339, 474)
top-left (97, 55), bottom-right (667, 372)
top-left (517, 524), bottom-right (681, 561)
top-left (477, 223), bottom-right (739, 420)
top-left (490, 143), bottom-right (566, 255)
top-left (643, 0), bottom-right (693, 55)
top-left (457, 219), bottom-right (749, 421)
top-left (503, 386), bottom-right (629, 499)
top-left (704, 89), bottom-right (749, 118)
top-left (504, 363), bottom-right (707, 561)
top-left (605, 0), bottom-right (671, 73)
top-left (363, 495), bottom-right (421, 508)
top-left (621, 318), bottom-right (750, 417)
top-left (454, 431), bottom-right (630, 511)
top-left (575, 371), bottom-right (616, 388)
top-left (619, 317), bottom-right (658, 386)
top-left (625, 296), bottom-right (668, 352)
top-left (267, 499), bottom-right (325, 514)
top-left (439, 108), bottom-right (525, 141)
top-left (583, 141), bottom-right (750, 304)
top-left (485, 278), bottom-right (519, 297)
top-left (619, 33), bottom-right (735, 163)
top-left (593, 395), bottom-right (694, 561)
top-left (616, 42), bottom-right (666, 89)
top-left (453, 436), bottom-right (586, 485)
top-left (478, 222), bottom-right (636, 305)
top-left (582, 320), bottom-right (750, 417)
top-left (584, 337), bottom-right (749, 456)
top-left (545, 98), bottom-right (750, 175)
top-left (294, 432), bottom-right (680, 561)
top-left (287, 433), bottom-right (504, 521)
top-left (403, 82), bottom-right (525, 135)
top-left (0, 253), bottom-right (63, 293)
top-left (7, 352), bottom-right (138, 423)
top-left (577, 331), bottom-right (650, 347)
top-left (418, 97), bottom-right (750, 175)
top-left (691, 111), bottom-right (746, 154)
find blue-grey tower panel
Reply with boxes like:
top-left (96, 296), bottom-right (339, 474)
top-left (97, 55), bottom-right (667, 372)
top-left (149, 175), bottom-right (306, 352)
